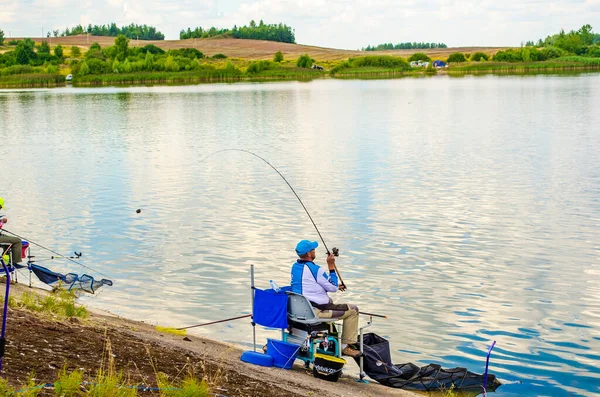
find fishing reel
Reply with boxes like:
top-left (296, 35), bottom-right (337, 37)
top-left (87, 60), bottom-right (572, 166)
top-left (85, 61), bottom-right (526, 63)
top-left (331, 247), bottom-right (339, 257)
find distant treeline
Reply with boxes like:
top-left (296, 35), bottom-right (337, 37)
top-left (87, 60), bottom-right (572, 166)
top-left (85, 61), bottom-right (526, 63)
top-left (493, 24), bottom-right (600, 62)
top-left (524, 24), bottom-right (599, 54)
top-left (50, 23), bottom-right (165, 40)
top-left (180, 20), bottom-right (295, 43)
top-left (363, 42), bottom-right (447, 51)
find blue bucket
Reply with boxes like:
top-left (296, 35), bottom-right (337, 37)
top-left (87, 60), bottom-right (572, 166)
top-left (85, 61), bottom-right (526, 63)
top-left (266, 338), bottom-right (299, 369)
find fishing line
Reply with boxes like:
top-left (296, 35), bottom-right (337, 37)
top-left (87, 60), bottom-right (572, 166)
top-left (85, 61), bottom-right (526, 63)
top-left (198, 149), bottom-right (346, 288)
top-left (0, 228), bottom-right (113, 279)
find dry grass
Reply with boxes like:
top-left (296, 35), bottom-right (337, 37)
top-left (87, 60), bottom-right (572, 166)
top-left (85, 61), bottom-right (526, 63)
top-left (12, 35), bottom-right (509, 61)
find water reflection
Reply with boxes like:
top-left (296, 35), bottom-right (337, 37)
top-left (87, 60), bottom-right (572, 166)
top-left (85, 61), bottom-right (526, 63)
top-left (0, 75), bottom-right (599, 397)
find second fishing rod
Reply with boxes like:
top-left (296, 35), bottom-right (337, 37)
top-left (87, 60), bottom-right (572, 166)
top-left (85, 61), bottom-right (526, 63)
top-left (200, 149), bottom-right (348, 290)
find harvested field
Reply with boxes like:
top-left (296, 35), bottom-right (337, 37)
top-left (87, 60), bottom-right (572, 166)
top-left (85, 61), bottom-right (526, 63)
top-left (14, 35), bottom-right (509, 61)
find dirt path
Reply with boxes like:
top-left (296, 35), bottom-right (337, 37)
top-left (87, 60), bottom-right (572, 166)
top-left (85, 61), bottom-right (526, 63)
top-left (2, 283), bottom-right (416, 396)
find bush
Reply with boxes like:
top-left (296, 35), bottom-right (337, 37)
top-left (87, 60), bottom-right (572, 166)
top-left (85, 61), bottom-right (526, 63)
top-left (212, 53), bottom-right (227, 59)
top-left (168, 48), bottom-right (203, 59)
top-left (79, 61), bottom-right (90, 76)
top-left (493, 49), bottom-right (523, 62)
top-left (164, 55), bottom-right (180, 71)
top-left (0, 65), bottom-right (39, 76)
top-left (70, 46), bottom-right (81, 57)
top-left (140, 44), bottom-right (165, 55)
top-left (541, 46), bottom-right (566, 60)
top-left (349, 55), bottom-right (409, 69)
top-left (408, 52), bottom-right (431, 62)
top-left (470, 52), bottom-right (489, 61)
top-left (273, 51), bottom-right (284, 63)
top-left (85, 58), bottom-right (111, 74)
top-left (588, 45), bottom-right (600, 58)
top-left (447, 52), bottom-right (467, 63)
top-left (247, 60), bottom-right (275, 74)
top-left (296, 53), bottom-right (313, 68)
top-left (46, 64), bottom-right (59, 74)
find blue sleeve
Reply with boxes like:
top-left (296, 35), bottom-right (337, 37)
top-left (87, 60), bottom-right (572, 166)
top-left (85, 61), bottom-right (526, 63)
top-left (316, 267), bottom-right (338, 292)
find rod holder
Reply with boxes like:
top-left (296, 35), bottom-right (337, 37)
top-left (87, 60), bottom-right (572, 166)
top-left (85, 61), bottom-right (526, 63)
top-left (356, 316), bottom-right (373, 383)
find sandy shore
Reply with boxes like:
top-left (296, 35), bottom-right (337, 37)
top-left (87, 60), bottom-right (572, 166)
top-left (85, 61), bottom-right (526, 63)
top-left (2, 282), bottom-right (417, 396)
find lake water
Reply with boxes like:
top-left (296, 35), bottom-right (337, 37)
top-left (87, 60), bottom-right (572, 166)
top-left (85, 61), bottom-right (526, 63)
top-left (1, 74), bottom-right (599, 396)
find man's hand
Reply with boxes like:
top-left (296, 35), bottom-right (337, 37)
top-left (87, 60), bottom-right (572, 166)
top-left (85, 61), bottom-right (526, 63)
top-left (327, 253), bottom-right (346, 291)
top-left (327, 253), bottom-right (336, 271)
top-left (0, 218), bottom-right (6, 223)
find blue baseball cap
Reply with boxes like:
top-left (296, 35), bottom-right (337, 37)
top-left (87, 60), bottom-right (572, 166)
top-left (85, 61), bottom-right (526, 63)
top-left (296, 240), bottom-right (318, 256)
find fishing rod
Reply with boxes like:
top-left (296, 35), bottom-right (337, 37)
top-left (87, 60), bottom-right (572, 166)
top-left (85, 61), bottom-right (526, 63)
top-left (177, 314), bottom-right (252, 330)
top-left (178, 311), bottom-right (386, 331)
top-left (0, 227), bottom-right (112, 279)
top-left (199, 149), bottom-right (347, 290)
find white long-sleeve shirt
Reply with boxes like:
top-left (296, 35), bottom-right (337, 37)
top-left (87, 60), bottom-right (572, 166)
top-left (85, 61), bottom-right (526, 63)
top-left (291, 259), bottom-right (339, 305)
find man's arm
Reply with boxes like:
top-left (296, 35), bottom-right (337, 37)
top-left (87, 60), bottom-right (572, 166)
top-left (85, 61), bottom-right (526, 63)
top-left (315, 254), bottom-right (339, 292)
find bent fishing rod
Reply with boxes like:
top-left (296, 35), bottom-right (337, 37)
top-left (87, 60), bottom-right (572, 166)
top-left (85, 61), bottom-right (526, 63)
top-left (199, 149), bottom-right (347, 289)
top-left (0, 227), bottom-right (112, 279)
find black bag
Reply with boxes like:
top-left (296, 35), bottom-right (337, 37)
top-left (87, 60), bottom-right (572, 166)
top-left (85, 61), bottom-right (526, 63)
top-left (354, 333), bottom-right (501, 392)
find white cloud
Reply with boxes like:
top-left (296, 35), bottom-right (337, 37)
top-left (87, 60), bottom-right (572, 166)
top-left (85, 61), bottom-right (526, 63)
top-left (0, 0), bottom-right (598, 47)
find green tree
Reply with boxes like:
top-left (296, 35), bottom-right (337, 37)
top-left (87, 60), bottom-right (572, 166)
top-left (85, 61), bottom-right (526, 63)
top-left (0, 28), bottom-right (4, 46)
top-left (71, 46), bottom-right (81, 57)
top-left (164, 55), bottom-right (179, 71)
top-left (79, 61), bottom-right (90, 75)
top-left (15, 39), bottom-right (36, 64)
top-left (408, 52), bottom-right (431, 62)
top-left (114, 34), bottom-right (129, 61)
top-left (123, 59), bottom-right (132, 73)
top-left (37, 41), bottom-right (51, 54)
top-left (578, 24), bottom-right (594, 45)
top-left (89, 42), bottom-right (101, 51)
top-left (296, 53), bottom-right (313, 68)
top-left (447, 52), bottom-right (467, 63)
top-left (273, 51), bottom-right (284, 62)
top-left (144, 52), bottom-right (154, 70)
top-left (54, 44), bottom-right (63, 58)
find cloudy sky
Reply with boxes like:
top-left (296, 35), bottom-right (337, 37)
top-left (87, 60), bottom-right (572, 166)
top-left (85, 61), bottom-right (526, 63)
top-left (0, 0), bottom-right (597, 49)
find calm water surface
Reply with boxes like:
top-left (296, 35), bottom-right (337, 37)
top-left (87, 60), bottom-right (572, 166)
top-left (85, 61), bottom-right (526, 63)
top-left (1, 75), bottom-right (599, 396)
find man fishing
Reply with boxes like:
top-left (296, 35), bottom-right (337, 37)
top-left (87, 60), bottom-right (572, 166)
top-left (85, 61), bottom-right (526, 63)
top-left (291, 239), bottom-right (360, 357)
top-left (0, 197), bottom-right (23, 265)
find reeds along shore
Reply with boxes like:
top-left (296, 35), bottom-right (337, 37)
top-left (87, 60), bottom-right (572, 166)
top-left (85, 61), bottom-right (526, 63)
top-left (2, 61), bottom-right (599, 88)
top-left (1, 47), bottom-right (600, 88)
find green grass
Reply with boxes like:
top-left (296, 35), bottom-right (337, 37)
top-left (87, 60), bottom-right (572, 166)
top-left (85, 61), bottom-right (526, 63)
top-left (3, 289), bottom-right (88, 320)
top-left (448, 57), bottom-right (600, 73)
top-left (55, 367), bottom-right (84, 396)
top-left (0, 73), bottom-right (64, 87)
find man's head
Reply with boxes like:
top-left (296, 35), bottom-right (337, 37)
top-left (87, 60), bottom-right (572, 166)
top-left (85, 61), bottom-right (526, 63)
top-left (296, 239), bottom-right (318, 260)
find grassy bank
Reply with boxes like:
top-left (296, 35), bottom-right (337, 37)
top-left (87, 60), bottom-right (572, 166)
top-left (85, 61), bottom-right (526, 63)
top-left (0, 73), bottom-right (65, 88)
top-left (2, 56), bottom-right (599, 88)
top-left (447, 57), bottom-right (600, 74)
top-left (0, 283), bottom-right (412, 397)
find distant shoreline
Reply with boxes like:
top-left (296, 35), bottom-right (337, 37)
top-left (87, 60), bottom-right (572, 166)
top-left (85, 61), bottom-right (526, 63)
top-left (1, 64), bottom-right (599, 89)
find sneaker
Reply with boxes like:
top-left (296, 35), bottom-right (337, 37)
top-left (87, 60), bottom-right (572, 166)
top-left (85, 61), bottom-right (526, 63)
top-left (341, 346), bottom-right (361, 357)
